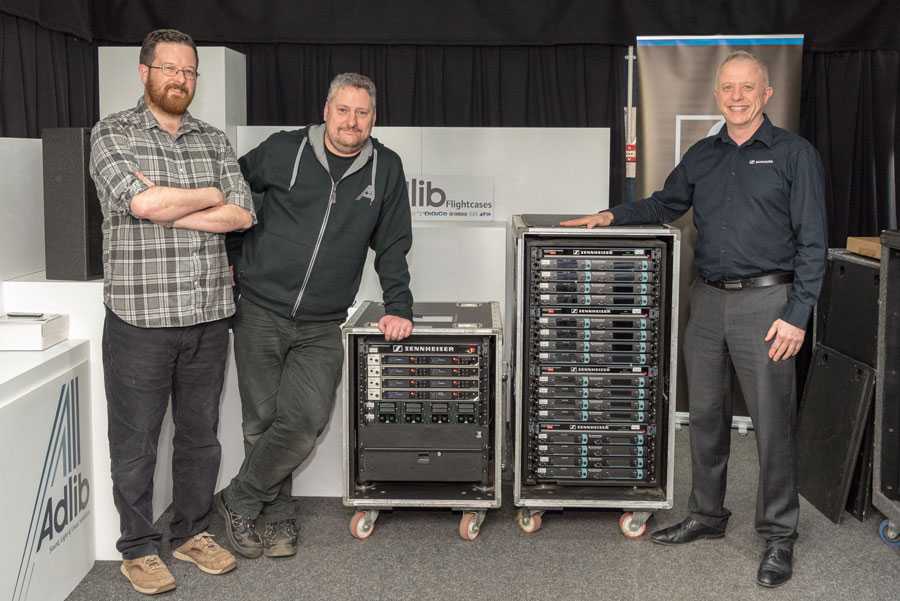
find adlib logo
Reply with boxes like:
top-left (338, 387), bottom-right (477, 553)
top-left (407, 177), bottom-right (494, 219)
top-left (12, 377), bottom-right (90, 601)
top-left (408, 178), bottom-right (448, 207)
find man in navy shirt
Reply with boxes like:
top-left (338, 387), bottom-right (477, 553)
top-left (563, 51), bottom-right (826, 588)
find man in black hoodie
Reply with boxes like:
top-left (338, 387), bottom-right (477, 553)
top-left (217, 73), bottom-right (413, 559)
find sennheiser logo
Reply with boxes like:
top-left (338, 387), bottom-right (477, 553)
top-left (748, 159), bottom-right (774, 165)
top-left (395, 345), bottom-right (456, 353)
top-left (13, 377), bottom-right (91, 601)
top-left (572, 249), bottom-right (626, 256)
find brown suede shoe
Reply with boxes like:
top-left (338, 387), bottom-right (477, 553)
top-left (120, 554), bottom-right (176, 595)
top-left (173, 532), bottom-right (237, 575)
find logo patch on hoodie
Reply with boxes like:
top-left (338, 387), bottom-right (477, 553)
top-left (356, 184), bottom-right (376, 204)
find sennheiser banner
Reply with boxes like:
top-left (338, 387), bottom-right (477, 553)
top-left (635, 35), bottom-right (804, 415)
top-left (2, 364), bottom-right (94, 601)
top-left (408, 175), bottom-right (494, 221)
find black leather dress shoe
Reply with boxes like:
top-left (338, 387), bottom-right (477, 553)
top-left (757, 544), bottom-right (793, 588)
top-left (650, 517), bottom-right (725, 545)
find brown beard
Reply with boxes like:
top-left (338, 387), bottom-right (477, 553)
top-left (145, 78), bottom-right (193, 116)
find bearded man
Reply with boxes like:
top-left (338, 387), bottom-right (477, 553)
top-left (89, 28), bottom-right (255, 595)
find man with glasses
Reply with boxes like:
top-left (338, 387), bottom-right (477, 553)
top-left (90, 28), bottom-right (255, 595)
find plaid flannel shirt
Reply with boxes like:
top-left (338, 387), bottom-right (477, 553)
top-left (89, 97), bottom-right (255, 328)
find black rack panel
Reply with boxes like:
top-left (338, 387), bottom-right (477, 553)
top-left (523, 241), bottom-right (669, 488)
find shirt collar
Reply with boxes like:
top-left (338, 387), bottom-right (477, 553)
top-left (133, 96), bottom-right (203, 136)
top-left (715, 113), bottom-right (774, 148)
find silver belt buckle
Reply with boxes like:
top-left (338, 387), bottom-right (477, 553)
top-left (723, 280), bottom-right (743, 290)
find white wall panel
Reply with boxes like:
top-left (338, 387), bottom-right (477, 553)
top-left (0, 138), bottom-right (45, 305)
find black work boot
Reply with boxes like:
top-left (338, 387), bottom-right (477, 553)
top-left (262, 518), bottom-right (299, 558)
top-left (214, 491), bottom-right (263, 559)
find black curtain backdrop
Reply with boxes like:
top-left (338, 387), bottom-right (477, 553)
top-left (0, 12), bottom-right (97, 137)
top-left (2, 1), bottom-right (896, 51)
top-left (801, 50), bottom-right (900, 243)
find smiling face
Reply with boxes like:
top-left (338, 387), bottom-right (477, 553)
top-left (714, 57), bottom-right (773, 136)
top-left (323, 85), bottom-right (375, 156)
top-left (139, 42), bottom-right (197, 116)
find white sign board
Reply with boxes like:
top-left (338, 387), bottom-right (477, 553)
top-left (234, 125), bottom-right (610, 219)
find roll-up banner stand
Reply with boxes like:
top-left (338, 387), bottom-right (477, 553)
top-left (635, 35), bottom-right (804, 430)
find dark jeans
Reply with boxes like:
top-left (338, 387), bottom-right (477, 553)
top-left (683, 282), bottom-right (799, 544)
top-left (223, 297), bottom-right (343, 521)
top-left (103, 308), bottom-right (229, 559)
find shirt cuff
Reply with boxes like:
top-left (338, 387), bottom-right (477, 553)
top-left (120, 177), bottom-right (151, 216)
top-left (384, 304), bottom-right (413, 321)
top-left (606, 205), bottom-right (630, 225)
top-left (781, 300), bottom-right (812, 330)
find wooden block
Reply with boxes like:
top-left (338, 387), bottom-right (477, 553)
top-left (846, 236), bottom-right (881, 260)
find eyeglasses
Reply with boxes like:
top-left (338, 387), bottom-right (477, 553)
top-left (146, 64), bottom-right (199, 81)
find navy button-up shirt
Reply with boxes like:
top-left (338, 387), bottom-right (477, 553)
top-left (609, 115), bottom-right (827, 328)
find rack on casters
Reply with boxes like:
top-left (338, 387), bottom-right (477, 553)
top-left (510, 215), bottom-right (680, 538)
top-left (874, 231), bottom-right (900, 549)
top-left (342, 301), bottom-right (503, 541)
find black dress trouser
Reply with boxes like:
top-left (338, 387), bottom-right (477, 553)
top-left (683, 281), bottom-right (799, 544)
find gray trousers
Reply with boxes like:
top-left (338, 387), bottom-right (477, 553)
top-left (683, 281), bottom-right (799, 544)
top-left (223, 297), bottom-right (344, 521)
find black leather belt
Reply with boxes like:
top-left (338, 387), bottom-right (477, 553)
top-left (703, 272), bottom-right (794, 290)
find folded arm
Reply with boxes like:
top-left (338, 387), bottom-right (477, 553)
top-left (131, 172), bottom-right (225, 222)
top-left (171, 203), bottom-right (253, 233)
top-left (143, 132), bottom-right (255, 233)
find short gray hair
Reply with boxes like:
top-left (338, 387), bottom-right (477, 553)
top-left (716, 50), bottom-right (770, 88)
top-left (326, 73), bottom-right (377, 111)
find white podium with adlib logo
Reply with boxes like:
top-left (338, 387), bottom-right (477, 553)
top-left (0, 340), bottom-right (93, 601)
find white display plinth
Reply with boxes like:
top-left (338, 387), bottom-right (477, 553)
top-left (0, 340), bottom-right (93, 601)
